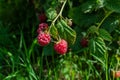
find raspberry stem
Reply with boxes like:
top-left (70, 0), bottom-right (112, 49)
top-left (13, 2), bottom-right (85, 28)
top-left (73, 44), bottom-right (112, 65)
top-left (97, 11), bottom-right (113, 29)
top-left (52, 0), bottom-right (67, 23)
top-left (49, 0), bottom-right (67, 32)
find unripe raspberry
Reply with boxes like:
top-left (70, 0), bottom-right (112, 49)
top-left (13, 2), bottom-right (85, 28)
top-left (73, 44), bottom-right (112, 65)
top-left (67, 19), bottom-right (72, 27)
top-left (37, 32), bottom-right (51, 46)
top-left (54, 39), bottom-right (68, 54)
top-left (37, 23), bottom-right (48, 34)
top-left (80, 38), bottom-right (88, 47)
top-left (38, 13), bottom-right (46, 22)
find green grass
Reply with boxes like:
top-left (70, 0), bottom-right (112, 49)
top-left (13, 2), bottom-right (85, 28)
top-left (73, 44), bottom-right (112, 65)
top-left (0, 24), bottom-right (119, 80)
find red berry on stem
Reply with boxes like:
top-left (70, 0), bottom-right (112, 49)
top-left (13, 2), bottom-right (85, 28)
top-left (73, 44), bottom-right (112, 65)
top-left (54, 39), bottom-right (68, 55)
top-left (38, 13), bottom-right (46, 22)
top-left (114, 71), bottom-right (120, 78)
top-left (37, 32), bottom-right (51, 46)
top-left (37, 23), bottom-right (48, 34)
top-left (80, 38), bottom-right (88, 47)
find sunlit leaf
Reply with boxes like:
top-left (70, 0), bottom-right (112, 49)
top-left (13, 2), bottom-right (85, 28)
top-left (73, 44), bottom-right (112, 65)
top-left (87, 26), bottom-right (99, 35)
top-left (46, 8), bottom-right (57, 21)
top-left (50, 25), bottom-right (58, 39)
top-left (89, 37), bottom-right (107, 65)
top-left (99, 29), bottom-right (112, 41)
top-left (56, 19), bottom-right (76, 45)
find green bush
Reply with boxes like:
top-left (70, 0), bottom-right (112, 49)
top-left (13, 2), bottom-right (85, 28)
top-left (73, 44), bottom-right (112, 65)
top-left (0, 0), bottom-right (120, 80)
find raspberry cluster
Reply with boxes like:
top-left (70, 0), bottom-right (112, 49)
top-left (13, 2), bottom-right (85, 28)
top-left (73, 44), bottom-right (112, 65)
top-left (37, 13), bottom-right (68, 54)
top-left (37, 13), bottom-right (51, 46)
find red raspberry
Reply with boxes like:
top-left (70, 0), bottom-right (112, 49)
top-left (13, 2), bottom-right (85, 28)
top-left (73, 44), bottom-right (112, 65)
top-left (112, 70), bottom-right (120, 78)
top-left (38, 13), bottom-right (46, 22)
top-left (80, 38), bottom-right (88, 47)
top-left (54, 39), bottom-right (68, 54)
top-left (115, 71), bottom-right (120, 78)
top-left (37, 23), bottom-right (48, 34)
top-left (37, 32), bottom-right (51, 46)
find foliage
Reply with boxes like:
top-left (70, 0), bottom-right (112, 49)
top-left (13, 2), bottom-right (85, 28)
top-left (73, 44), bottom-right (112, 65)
top-left (0, 0), bottom-right (120, 80)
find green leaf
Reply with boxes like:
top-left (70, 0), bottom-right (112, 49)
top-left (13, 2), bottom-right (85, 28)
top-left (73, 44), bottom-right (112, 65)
top-left (87, 26), bottom-right (99, 35)
top-left (56, 19), bottom-right (76, 45)
top-left (105, 0), bottom-right (120, 13)
top-left (80, 0), bottom-right (96, 13)
top-left (56, 21), bottom-right (66, 39)
top-left (89, 37), bottom-right (107, 66)
top-left (89, 38), bottom-right (96, 54)
top-left (101, 14), bottom-right (119, 33)
top-left (42, 43), bottom-right (54, 56)
top-left (91, 54), bottom-right (105, 66)
top-left (99, 29), bottom-right (112, 41)
top-left (46, 8), bottom-right (57, 21)
top-left (68, 6), bottom-right (101, 27)
top-left (95, 37), bottom-right (107, 54)
top-left (89, 37), bottom-right (107, 64)
top-left (96, 0), bottom-right (105, 8)
top-left (50, 25), bottom-right (58, 39)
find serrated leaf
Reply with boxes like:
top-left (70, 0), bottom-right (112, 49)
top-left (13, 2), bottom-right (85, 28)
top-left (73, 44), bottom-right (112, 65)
top-left (56, 21), bottom-right (66, 39)
top-left (101, 15), bottom-right (119, 33)
top-left (46, 8), bottom-right (57, 21)
top-left (81, 0), bottom-right (96, 13)
top-left (60, 19), bottom-right (76, 45)
top-left (105, 0), bottom-right (120, 13)
top-left (56, 20), bottom-right (76, 45)
top-left (89, 38), bottom-right (96, 53)
top-left (89, 37), bottom-right (106, 56)
top-left (50, 25), bottom-right (58, 39)
top-left (91, 54), bottom-right (105, 66)
top-left (89, 37), bottom-right (106, 65)
top-left (87, 26), bottom-right (99, 35)
top-left (68, 3), bottom-right (102, 27)
top-left (42, 43), bottom-right (54, 56)
top-left (99, 29), bottom-right (112, 41)
top-left (96, 42), bottom-right (106, 54)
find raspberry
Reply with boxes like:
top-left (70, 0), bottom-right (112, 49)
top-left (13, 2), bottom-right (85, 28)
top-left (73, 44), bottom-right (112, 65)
top-left (115, 71), bottom-right (120, 78)
top-left (37, 32), bottom-right (51, 46)
top-left (67, 19), bottom-right (72, 27)
top-left (38, 13), bottom-right (46, 22)
top-left (54, 39), bottom-right (68, 54)
top-left (37, 23), bottom-right (48, 34)
top-left (80, 38), bottom-right (88, 47)
top-left (38, 13), bottom-right (47, 22)
top-left (112, 70), bottom-right (120, 78)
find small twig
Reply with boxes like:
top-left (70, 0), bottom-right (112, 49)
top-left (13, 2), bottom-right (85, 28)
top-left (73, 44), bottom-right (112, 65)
top-left (97, 11), bottom-right (113, 29)
top-left (52, 0), bottom-right (67, 23)
top-left (49, 0), bottom-right (67, 32)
